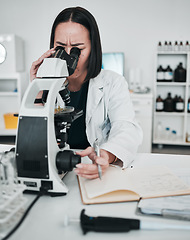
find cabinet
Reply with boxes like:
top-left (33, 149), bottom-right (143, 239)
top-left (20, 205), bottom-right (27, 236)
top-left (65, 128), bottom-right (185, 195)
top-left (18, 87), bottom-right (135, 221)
top-left (0, 73), bottom-right (27, 135)
top-left (131, 92), bottom-right (153, 153)
top-left (153, 51), bottom-right (190, 146)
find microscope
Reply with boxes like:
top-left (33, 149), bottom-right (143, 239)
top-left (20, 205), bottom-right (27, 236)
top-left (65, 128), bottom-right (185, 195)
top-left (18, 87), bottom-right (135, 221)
top-left (15, 46), bottom-right (82, 195)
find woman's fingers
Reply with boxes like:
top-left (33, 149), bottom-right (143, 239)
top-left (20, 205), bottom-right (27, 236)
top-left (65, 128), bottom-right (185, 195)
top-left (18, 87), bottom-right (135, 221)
top-left (75, 162), bottom-right (98, 174)
top-left (40, 48), bottom-right (55, 60)
top-left (30, 48), bottom-right (55, 81)
top-left (75, 146), bottom-right (94, 157)
top-left (74, 163), bottom-right (100, 179)
top-left (77, 173), bottom-right (99, 180)
top-left (75, 157), bottom-right (109, 179)
top-left (76, 147), bottom-right (97, 162)
top-left (75, 147), bottom-right (111, 179)
top-left (95, 156), bottom-right (109, 167)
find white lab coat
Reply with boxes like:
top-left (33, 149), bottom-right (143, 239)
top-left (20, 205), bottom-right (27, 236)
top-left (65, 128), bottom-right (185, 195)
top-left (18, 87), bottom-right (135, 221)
top-left (85, 69), bottom-right (143, 168)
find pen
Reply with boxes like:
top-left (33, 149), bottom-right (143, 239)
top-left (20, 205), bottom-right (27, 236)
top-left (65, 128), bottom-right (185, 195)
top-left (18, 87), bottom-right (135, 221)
top-left (94, 139), bottom-right (102, 180)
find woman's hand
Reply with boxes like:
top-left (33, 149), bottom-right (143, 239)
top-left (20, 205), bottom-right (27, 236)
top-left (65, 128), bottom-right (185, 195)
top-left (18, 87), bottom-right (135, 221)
top-left (75, 147), bottom-right (115, 179)
top-left (30, 48), bottom-right (55, 82)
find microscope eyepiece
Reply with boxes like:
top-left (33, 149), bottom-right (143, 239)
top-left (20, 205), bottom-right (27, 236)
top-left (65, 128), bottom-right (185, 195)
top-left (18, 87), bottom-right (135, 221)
top-left (70, 47), bottom-right (81, 57)
top-left (52, 46), bottom-right (65, 59)
top-left (52, 46), bottom-right (81, 76)
top-left (53, 46), bottom-right (81, 59)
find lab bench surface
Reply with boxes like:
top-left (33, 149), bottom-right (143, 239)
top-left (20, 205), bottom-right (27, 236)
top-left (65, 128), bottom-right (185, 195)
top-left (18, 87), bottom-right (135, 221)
top-left (1, 144), bottom-right (190, 240)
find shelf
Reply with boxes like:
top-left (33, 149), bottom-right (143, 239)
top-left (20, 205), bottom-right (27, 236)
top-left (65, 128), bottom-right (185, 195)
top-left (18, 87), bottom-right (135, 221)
top-left (154, 112), bottom-right (185, 116)
top-left (0, 92), bottom-right (19, 96)
top-left (156, 82), bottom-right (186, 86)
top-left (0, 128), bottom-right (17, 136)
top-left (0, 72), bottom-right (27, 136)
top-left (153, 51), bottom-right (190, 147)
top-left (153, 138), bottom-right (190, 146)
top-left (157, 51), bottom-right (189, 55)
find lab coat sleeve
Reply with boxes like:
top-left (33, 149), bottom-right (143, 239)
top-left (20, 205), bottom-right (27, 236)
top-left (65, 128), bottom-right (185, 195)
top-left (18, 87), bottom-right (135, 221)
top-left (100, 74), bottom-right (143, 168)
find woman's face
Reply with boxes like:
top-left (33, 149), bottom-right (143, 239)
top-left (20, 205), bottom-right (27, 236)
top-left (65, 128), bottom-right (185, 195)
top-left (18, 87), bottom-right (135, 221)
top-left (54, 21), bottom-right (91, 82)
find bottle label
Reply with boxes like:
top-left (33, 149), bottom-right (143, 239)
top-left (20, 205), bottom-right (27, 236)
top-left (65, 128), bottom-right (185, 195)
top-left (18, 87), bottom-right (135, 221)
top-left (176, 102), bottom-right (184, 110)
top-left (188, 103), bottom-right (190, 111)
top-left (164, 72), bottom-right (173, 80)
top-left (157, 72), bottom-right (164, 80)
top-left (156, 102), bottom-right (164, 110)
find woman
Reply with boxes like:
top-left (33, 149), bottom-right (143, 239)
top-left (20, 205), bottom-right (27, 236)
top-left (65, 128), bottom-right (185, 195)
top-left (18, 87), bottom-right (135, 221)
top-left (30, 6), bottom-right (143, 179)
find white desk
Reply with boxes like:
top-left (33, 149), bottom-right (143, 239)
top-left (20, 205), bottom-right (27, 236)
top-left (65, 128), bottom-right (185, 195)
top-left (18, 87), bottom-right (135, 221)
top-left (1, 144), bottom-right (190, 240)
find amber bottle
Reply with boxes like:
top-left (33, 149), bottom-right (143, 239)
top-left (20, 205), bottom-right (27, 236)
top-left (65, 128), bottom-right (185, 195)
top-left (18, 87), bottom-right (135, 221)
top-left (157, 65), bottom-right (164, 82)
top-left (164, 93), bottom-right (174, 112)
top-left (175, 96), bottom-right (184, 112)
top-left (156, 95), bottom-right (164, 112)
top-left (174, 62), bottom-right (186, 82)
top-left (164, 65), bottom-right (173, 82)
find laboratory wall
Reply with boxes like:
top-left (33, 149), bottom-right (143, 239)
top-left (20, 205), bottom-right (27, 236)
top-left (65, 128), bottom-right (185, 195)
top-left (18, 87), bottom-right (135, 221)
top-left (0, 0), bottom-right (190, 89)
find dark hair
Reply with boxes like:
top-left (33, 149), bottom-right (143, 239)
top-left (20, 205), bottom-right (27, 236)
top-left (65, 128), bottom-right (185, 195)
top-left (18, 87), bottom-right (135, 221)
top-left (50, 7), bottom-right (102, 81)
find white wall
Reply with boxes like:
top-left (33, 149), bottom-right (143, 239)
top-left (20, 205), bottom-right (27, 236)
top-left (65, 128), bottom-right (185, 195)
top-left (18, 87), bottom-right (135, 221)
top-left (1, 0), bottom-right (190, 89)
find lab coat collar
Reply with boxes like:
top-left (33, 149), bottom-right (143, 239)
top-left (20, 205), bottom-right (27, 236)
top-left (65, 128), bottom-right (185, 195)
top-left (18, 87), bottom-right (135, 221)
top-left (86, 72), bottom-right (105, 125)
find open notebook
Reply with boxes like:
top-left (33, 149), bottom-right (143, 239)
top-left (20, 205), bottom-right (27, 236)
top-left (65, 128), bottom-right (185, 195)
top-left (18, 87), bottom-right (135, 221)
top-left (77, 165), bottom-right (190, 205)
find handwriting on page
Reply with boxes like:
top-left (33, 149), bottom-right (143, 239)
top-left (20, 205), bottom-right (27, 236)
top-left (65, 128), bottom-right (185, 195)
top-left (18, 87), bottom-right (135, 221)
top-left (132, 167), bottom-right (190, 197)
top-left (172, 168), bottom-right (190, 186)
top-left (83, 166), bottom-right (190, 200)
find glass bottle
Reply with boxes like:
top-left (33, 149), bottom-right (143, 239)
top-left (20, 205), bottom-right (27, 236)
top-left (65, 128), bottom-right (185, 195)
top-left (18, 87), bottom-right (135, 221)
top-left (185, 41), bottom-right (190, 51)
top-left (175, 96), bottom-right (184, 112)
top-left (168, 41), bottom-right (172, 51)
top-left (179, 41), bottom-right (183, 51)
top-left (171, 130), bottom-right (177, 141)
top-left (156, 95), bottom-right (164, 112)
top-left (164, 92), bottom-right (174, 112)
top-left (173, 95), bottom-right (178, 112)
top-left (157, 65), bottom-right (164, 82)
top-left (164, 65), bottom-right (173, 82)
top-left (156, 121), bottom-right (163, 139)
top-left (174, 62), bottom-right (186, 82)
top-left (165, 127), bottom-right (171, 140)
top-left (164, 41), bottom-right (168, 51)
top-left (174, 41), bottom-right (179, 51)
top-left (157, 41), bottom-right (162, 51)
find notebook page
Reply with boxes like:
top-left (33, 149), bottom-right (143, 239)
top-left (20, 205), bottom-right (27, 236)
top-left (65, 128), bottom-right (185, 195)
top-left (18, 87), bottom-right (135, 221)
top-left (84, 166), bottom-right (190, 199)
top-left (83, 166), bottom-right (135, 199)
top-left (130, 166), bottom-right (190, 198)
